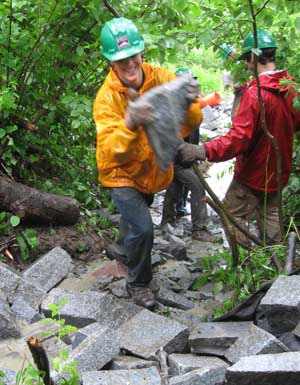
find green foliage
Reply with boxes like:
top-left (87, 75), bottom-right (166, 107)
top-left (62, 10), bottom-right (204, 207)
top-left (192, 244), bottom-right (287, 317)
top-left (52, 350), bottom-right (80, 385)
top-left (283, 136), bottom-right (300, 227)
top-left (43, 298), bottom-right (78, 340)
top-left (15, 365), bottom-right (45, 385)
top-left (0, 212), bottom-right (39, 262)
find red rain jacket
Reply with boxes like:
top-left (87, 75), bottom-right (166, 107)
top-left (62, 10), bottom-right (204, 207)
top-left (205, 70), bottom-right (300, 192)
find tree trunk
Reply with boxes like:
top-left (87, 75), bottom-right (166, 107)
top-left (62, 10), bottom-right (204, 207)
top-left (0, 176), bottom-right (80, 225)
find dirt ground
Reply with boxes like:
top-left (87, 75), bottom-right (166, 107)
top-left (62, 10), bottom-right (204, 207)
top-left (1, 217), bottom-right (113, 272)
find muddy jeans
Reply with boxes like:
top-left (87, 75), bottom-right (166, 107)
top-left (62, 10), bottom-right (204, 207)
top-left (223, 179), bottom-right (282, 248)
top-left (161, 164), bottom-right (207, 231)
top-left (110, 187), bottom-right (154, 287)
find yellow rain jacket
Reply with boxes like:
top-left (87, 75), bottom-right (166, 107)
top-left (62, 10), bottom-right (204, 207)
top-left (93, 62), bottom-right (202, 194)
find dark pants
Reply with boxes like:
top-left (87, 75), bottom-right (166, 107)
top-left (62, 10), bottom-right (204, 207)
top-left (161, 164), bottom-right (207, 231)
top-left (110, 187), bottom-right (154, 287)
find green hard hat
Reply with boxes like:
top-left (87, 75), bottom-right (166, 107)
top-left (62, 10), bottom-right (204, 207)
top-left (238, 29), bottom-right (277, 60)
top-left (100, 17), bottom-right (144, 61)
top-left (220, 43), bottom-right (234, 60)
top-left (175, 67), bottom-right (196, 78)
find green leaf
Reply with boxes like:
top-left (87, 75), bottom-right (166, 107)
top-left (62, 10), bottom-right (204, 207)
top-left (76, 46), bottom-right (84, 56)
top-left (293, 95), bottom-right (300, 111)
top-left (10, 215), bottom-right (20, 227)
top-left (16, 234), bottom-right (30, 261)
top-left (59, 350), bottom-right (69, 361)
top-left (263, 14), bottom-right (273, 26)
top-left (0, 129), bottom-right (6, 139)
top-left (295, 16), bottom-right (300, 31)
top-left (52, 357), bottom-right (60, 372)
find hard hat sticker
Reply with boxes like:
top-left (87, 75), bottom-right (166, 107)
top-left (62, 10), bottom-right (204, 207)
top-left (116, 35), bottom-right (130, 50)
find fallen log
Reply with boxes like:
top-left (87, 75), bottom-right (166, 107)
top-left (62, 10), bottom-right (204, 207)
top-left (0, 176), bottom-right (80, 225)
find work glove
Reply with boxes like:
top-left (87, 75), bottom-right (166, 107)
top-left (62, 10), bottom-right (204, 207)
top-left (125, 88), bottom-right (155, 131)
top-left (177, 143), bottom-right (206, 164)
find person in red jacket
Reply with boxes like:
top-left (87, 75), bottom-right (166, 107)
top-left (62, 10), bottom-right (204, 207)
top-left (177, 30), bottom-right (300, 248)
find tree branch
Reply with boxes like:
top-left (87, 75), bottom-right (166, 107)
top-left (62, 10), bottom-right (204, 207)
top-left (255, 0), bottom-right (271, 16)
top-left (192, 164), bottom-right (263, 246)
top-left (6, 0), bottom-right (13, 88)
top-left (17, 0), bottom-right (59, 104)
top-left (248, 0), bottom-right (284, 238)
top-left (205, 196), bottom-right (240, 266)
top-left (103, 0), bottom-right (120, 17)
top-left (140, 0), bottom-right (156, 17)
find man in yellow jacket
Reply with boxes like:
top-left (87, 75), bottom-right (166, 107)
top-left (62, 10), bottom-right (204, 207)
top-left (93, 17), bottom-right (202, 309)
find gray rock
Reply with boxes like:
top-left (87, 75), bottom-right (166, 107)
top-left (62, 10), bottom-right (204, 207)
top-left (279, 332), bottom-right (300, 352)
top-left (0, 262), bottom-right (46, 309)
top-left (226, 352), bottom-right (300, 385)
top-left (43, 336), bottom-right (71, 366)
top-left (0, 369), bottom-right (16, 385)
top-left (96, 299), bottom-right (143, 329)
top-left (189, 321), bottom-right (253, 356)
top-left (159, 262), bottom-right (193, 284)
top-left (202, 105), bottom-right (218, 123)
top-left (151, 253), bottom-right (164, 266)
top-left (167, 237), bottom-right (188, 261)
top-left (41, 288), bottom-right (113, 327)
top-left (168, 353), bottom-right (228, 376)
top-left (0, 299), bottom-right (21, 339)
top-left (169, 366), bottom-right (227, 385)
top-left (23, 246), bottom-right (73, 292)
top-left (166, 307), bottom-right (205, 331)
top-left (128, 74), bottom-right (198, 171)
top-left (119, 309), bottom-right (189, 360)
top-left (0, 262), bottom-right (21, 301)
top-left (0, 289), bottom-right (7, 302)
top-left (82, 367), bottom-right (161, 385)
top-left (157, 287), bottom-right (195, 310)
top-left (22, 319), bottom-right (60, 340)
top-left (68, 327), bottom-right (120, 371)
top-left (293, 321), bottom-right (300, 338)
top-left (72, 322), bottom-right (106, 349)
top-left (11, 297), bottom-right (43, 323)
top-left (258, 275), bottom-right (300, 335)
top-left (111, 355), bottom-right (159, 370)
top-left (225, 324), bottom-right (289, 364)
top-left (14, 279), bottom-right (46, 309)
top-left (106, 279), bottom-right (129, 298)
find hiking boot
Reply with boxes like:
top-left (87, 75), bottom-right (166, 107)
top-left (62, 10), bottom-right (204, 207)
top-left (126, 284), bottom-right (157, 310)
top-left (106, 243), bottom-right (127, 264)
top-left (192, 229), bottom-right (221, 243)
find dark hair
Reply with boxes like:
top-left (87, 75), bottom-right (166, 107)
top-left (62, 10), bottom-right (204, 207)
top-left (245, 48), bottom-right (276, 64)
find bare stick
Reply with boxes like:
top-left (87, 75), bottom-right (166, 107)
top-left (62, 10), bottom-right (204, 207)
top-left (156, 347), bottom-right (169, 385)
top-left (26, 337), bottom-right (54, 385)
top-left (205, 196), bottom-right (239, 266)
top-left (248, 0), bottom-right (284, 238)
top-left (192, 164), bottom-right (263, 246)
top-left (285, 231), bottom-right (297, 274)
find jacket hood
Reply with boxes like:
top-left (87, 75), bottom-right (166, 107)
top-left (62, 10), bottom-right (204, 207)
top-left (250, 69), bottom-right (292, 94)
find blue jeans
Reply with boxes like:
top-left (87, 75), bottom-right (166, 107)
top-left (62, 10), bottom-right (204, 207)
top-left (110, 187), bottom-right (154, 287)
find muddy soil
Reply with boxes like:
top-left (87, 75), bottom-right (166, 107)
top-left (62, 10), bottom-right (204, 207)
top-left (1, 216), bottom-right (113, 271)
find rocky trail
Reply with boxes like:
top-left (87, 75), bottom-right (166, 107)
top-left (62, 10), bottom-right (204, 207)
top-left (1, 98), bottom-right (300, 385)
